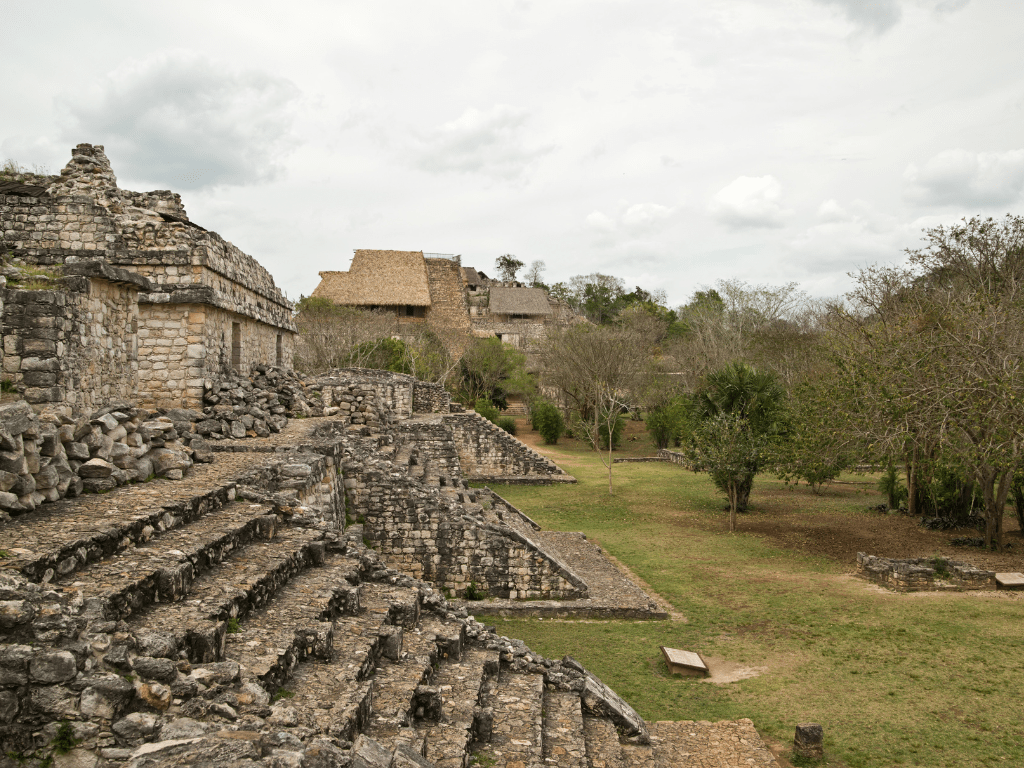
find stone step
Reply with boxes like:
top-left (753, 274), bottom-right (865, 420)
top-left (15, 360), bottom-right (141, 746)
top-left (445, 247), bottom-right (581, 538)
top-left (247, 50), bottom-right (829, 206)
top-left (543, 690), bottom-right (587, 767)
top-left (583, 716), bottom-right (625, 768)
top-left (359, 581), bottom-right (423, 629)
top-left (421, 647), bottom-right (499, 768)
top-left (259, 582), bottom-right (432, 742)
top-left (0, 479), bottom-right (238, 584)
top-left (618, 720), bottom-right (780, 768)
top-left (124, 525), bottom-right (329, 662)
top-left (54, 499), bottom-right (278, 622)
top-left (277, 607), bottom-right (396, 741)
top-left (478, 670), bottom-right (544, 768)
top-left (223, 551), bottom-right (363, 691)
top-left (365, 656), bottom-right (433, 745)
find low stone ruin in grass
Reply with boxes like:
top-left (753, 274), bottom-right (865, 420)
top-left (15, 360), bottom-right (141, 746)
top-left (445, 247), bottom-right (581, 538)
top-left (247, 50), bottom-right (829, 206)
top-left (856, 552), bottom-right (997, 592)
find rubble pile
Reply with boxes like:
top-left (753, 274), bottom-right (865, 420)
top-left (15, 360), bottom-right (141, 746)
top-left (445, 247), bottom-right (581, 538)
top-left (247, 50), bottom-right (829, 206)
top-left (0, 401), bottom-right (195, 515)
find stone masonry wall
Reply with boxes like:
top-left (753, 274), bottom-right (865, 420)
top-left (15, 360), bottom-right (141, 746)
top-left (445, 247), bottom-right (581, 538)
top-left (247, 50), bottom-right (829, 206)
top-left (412, 380), bottom-right (452, 414)
top-left (856, 552), bottom-right (997, 592)
top-left (443, 412), bottom-right (572, 482)
top-left (1, 273), bottom-right (140, 412)
top-left (424, 258), bottom-right (471, 343)
top-left (1, 144), bottom-right (295, 336)
top-left (135, 302), bottom-right (295, 410)
top-left (340, 436), bottom-right (585, 599)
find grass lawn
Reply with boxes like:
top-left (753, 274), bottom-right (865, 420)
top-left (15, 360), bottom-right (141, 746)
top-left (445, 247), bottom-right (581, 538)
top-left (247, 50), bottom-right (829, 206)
top-left (479, 419), bottom-right (1024, 767)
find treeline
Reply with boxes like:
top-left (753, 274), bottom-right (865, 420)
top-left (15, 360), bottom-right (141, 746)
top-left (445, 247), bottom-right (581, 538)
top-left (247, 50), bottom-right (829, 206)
top-left (534, 216), bottom-right (1024, 549)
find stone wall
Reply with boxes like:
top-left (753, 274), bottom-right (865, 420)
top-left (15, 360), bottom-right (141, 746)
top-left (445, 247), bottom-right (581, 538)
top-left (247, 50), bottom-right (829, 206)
top-left (412, 380), bottom-right (452, 414)
top-left (443, 412), bottom-right (573, 483)
top-left (856, 552), bottom-right (997, 592)
top-left (423, 258), bottom-right (471, 346)
top-left (0, 266), bottom-right (144, 412)
top-left (340, 435), bottom-right (585, 599)
top-left (1, 144), bottom-right (297, 397)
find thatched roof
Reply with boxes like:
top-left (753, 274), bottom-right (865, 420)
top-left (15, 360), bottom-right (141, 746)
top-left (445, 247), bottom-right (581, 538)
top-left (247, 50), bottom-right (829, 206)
top-left (312, 250), bottom-right (431, 306)
top-left (488, 287), bottom-right (552, 316)
top-left (462, 267), bottom-right (484, 286)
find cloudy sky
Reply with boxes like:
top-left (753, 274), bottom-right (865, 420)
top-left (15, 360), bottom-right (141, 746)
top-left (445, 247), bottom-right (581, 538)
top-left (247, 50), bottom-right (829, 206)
top-left (3, 0), bottom-right (1022, 306)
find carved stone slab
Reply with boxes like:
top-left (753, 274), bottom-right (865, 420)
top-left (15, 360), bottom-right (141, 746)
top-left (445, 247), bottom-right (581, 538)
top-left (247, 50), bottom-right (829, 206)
top-left (995, 572), bottom-right (1024, 590)
top-left (661, 646), bottom-right (708, 677)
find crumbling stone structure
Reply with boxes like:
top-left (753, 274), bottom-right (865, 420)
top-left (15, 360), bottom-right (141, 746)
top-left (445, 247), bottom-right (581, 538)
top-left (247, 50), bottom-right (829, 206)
top-left (1, 145), bottom-right (296, 411)
top-left (856, 552), bottom-right (997, 592)
top-left (0, 146), bottom-right (781, 766)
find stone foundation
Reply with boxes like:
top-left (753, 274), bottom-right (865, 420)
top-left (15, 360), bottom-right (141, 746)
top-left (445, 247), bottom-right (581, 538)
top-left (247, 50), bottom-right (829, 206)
top-left (856, 552), bottom-right (997, 592)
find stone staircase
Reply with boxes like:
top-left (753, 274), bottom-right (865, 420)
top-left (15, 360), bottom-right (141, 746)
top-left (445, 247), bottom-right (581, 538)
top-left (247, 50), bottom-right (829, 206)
top-left (0, 411), bottom-right (780, 767)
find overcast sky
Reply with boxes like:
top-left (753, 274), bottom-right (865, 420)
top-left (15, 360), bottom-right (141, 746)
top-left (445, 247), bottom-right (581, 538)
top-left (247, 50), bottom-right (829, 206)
top-left (4, 0), bottom-right (1022, 306)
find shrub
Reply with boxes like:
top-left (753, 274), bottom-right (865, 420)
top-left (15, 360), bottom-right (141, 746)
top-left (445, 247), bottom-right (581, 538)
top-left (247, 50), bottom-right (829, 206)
top-left (474, 397), bottom-right (500, 424)
top-left (645, 397), bottom-right (688, 450)
top-left (533, 401), bottom-right (564, 444)
top-left (877, 465), bottom-right (908, 510)
top-left (497, 416), bottom-right (517, 435)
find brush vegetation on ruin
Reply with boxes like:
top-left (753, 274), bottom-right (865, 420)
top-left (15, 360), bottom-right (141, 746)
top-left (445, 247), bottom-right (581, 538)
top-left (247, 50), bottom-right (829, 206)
top-left (486, 436), bottom-right (1024, 768)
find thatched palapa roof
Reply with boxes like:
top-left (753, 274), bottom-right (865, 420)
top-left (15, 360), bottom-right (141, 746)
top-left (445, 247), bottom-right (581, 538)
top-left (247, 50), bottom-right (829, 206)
top-left (488, 287), bottom-right (552, 316)
top-left (312, 250), bottom-right (431, 306)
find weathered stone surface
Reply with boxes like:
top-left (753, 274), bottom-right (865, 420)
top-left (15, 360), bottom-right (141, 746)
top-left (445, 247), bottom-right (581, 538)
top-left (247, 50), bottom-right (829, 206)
top-left (80, 675), bottom-right (135, 719)
top-left (795, 722), bottom-right (824, 759)
top-left (0, 402), bottom-right (34, 435)
top-left (29, 650), bottom-right (78, 683)
top-left (132, 656), bottom-right (179, 683)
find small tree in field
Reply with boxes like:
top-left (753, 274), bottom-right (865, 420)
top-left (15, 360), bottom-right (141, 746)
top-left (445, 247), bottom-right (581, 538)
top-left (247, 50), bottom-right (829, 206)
top-left (687, 413), bottom-right (769, 532)
top-left (541, 323), bottom-right (658, 493)
top-left (685, 362), bottom-right (786, 518)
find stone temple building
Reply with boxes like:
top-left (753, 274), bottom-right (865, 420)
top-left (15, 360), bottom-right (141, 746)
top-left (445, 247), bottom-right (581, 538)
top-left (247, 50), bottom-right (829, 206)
top-left (0, 144), bottom-right (296, 411)
top-left (311, 250), bottom-right (581, 358)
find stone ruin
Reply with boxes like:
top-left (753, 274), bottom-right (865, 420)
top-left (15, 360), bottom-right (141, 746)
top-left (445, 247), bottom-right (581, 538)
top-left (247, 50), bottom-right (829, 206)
top-left (856, 552), bottom-right (997, 592)
top-left (0, 145), bottom-right (783, 767)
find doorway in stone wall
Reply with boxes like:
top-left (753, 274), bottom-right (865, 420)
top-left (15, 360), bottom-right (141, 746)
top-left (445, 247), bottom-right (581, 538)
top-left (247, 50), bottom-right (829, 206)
top-left (231, 322), bottom-right (241, 370)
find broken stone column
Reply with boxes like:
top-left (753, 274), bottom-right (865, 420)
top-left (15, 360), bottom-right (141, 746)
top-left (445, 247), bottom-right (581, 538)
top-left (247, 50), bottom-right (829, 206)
top-left (794, 722), bottom-right (823, 760)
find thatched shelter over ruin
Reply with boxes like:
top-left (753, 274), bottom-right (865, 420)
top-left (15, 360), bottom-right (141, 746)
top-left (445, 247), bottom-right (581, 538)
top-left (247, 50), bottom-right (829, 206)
top-left (313, 249), bottom-right (432, 318)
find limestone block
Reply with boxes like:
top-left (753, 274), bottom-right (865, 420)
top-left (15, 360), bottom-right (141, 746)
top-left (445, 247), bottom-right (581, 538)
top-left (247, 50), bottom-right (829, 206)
top-left (78, 458), bottom-right (114, 478)
top-left (29, 650), bottom-right (78, 683)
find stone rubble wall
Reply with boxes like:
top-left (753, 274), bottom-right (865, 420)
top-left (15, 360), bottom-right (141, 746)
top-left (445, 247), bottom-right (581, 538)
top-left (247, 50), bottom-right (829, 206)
top-left (412, 380), bottom-right (452, 414)
top-left (340, 435), bottom-right (585, 599)
top-left (442, 412), bottom-right (573, 483)
top-left (658, 448), bottom-right (693, 468)
top-left (856, 552), bottom-right (996, 592)
top-left (0, 400), bottom-right (197, 515)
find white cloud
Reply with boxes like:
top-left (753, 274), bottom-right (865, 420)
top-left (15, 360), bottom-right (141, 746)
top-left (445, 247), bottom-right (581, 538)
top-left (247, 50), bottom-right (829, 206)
top-left (812, 0), bottom-right (902, 33)
top-left (57, 50), bottom-right (302, 190)
top-left (586, 202), bottom-right (675, 236)
top-left (903, 149), bottom-right (1024, 208)
top-left (817, 199), bottom-right (854, 223)
top-left (586, 211), bottom-right (617, 232)
top-left (621, 202), bottom-right (674, 230)
top-left (411, 105), bottom-right (552, 180)
top-left (708, 175), bottom-right (790, 230)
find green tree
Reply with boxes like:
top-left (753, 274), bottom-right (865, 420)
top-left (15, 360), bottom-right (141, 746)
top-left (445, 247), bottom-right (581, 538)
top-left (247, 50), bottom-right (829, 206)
top-left (685, 362), bottom-right (787, 519)
top-left (495, 254), bottom-right (525, 282)
top-left (456, 337), bottom-right (529, 407)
